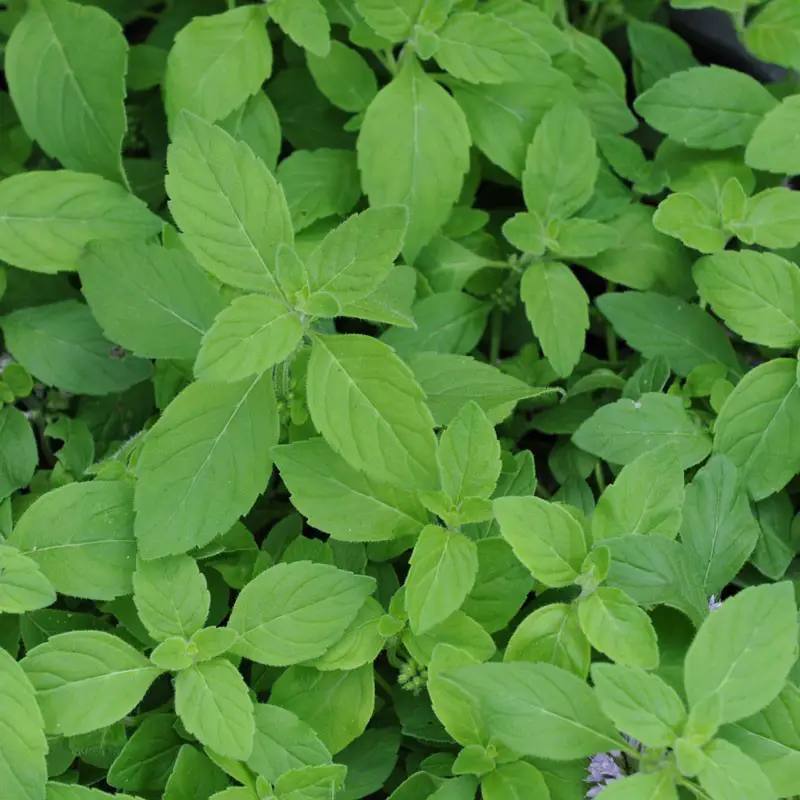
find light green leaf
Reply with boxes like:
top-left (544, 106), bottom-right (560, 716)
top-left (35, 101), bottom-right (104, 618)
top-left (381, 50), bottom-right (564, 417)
top-left (653, 192), bottom-right (727, 253)
top-left (0, 545), bottom-right (56, 614)
top-left (628, 19), bottom-right (698, 93)
top-left (6, 0), bottom-right (128, 182)
top-left (439, 661), bottom-right (622, 760)
top-left (685, 582), bottom-right (797, 724)
top-left (166, 112), bottom-right (293, 296)
top-left (247, 704), bottom-right (331, 785)
top-left (0, 406), bottom-right (37, 502)
top-left (354, 0), bottom-right (422, 41)
top-left (681, 455), bottom-right (760, 595)
top-left (504, 603), bottom-right (590, 679)
top-left (79, 240), bottom-right (223, 361)
top-left (134, 373), bottom-right (279, 559)
top-left (592, 446), bottom-right (684, 541)
top-left (522, 102), bottom-right (598, 222)
top-left (0, 170), bottom-right (160, 273)
top-left (733, 187), bottom-right (800, 249)
top-left (174, 658), bottom-right (255, 761)
top-left (340, 264), bottom-right (417, 328)
top-left (403, 610), bottom-right (496, 666)
top-left (270, 665), bottom-right (375, 754)
top-left (307, 334), bottom-right (439, 491)
top-left (520, 260), bottom-right (589, 378)
top-left (273, 438), bottom-right (428, 543)
top-left (307, 40), bottom-right (377, 112)
top-left (21, 631), bottom-right (163, 736)
top-left (277, 149), bottom-right (361, 232)
top-left (107, 714), bottom-right (182, 792)
top-left (551, 217), bottom-right (619, 258)
top-left (713, 358), bottom-right (800, 501)
top-left (164, 5), bottom-right (272, 127)
top-left (634, 66), bottom-right (777, 150)
top-left (269, 0), bottom-right (330, 56)
top-left (227, 562), bottom-right (375, 666)
top-left (358, 56), bottom-right (470, 261)
top-left (434, 10), bottom-right (547, 84)
top-left (698, 739), bottom-right (776, 800)
top-left (594, 772), bottom-right (678, 799)
top-left (194, 294), bottom-right (304, 383)
top-left (220, 91), bottom-right (282, 174)
top-left (573, 393), bottom-right (712, 468)
top-left (162, 744), bottom-right (229, 800)
top-left (494, 496), bottom-right (587, 587)
top-left (406, 526), bottom-right (478, 634)
top-left (752, 492), bottom-right (795, 581)
top-left (150, 637), bottom-right (193, 672)
top-left (591, 662), bottom-right (685, 747)
top-left (0, 646), bottom-right (47, 800)
top-left (275, 764), bottom-right (347, 799)
top-left (9, 481), bottom-right (136, 601)
top-left (746, 96), bottom-right (800, 175)
top-left (597, 291), bottom-right (740, 378)
top-left (132, 555), bottom-right (209, 642)
top-left (744, 0), bottom-right (800, 72)
top-left (502, 211), bottom-right (547, 255)
top-left (578, 587), bottom-right (659, 669)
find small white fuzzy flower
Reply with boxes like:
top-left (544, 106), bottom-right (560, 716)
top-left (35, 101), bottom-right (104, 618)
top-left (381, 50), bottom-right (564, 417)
top-left (709, 595), bottom-right (723, 611)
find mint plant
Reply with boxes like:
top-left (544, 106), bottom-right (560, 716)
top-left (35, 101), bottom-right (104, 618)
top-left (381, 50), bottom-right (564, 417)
top-left (1, 0), bottom-right (800, 798)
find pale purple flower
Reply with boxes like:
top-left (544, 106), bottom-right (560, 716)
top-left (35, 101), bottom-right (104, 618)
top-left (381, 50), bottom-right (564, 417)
top-left (709, 595), bottom-right (723, 611)
top-left (585, 752), bottom-right (623, 797)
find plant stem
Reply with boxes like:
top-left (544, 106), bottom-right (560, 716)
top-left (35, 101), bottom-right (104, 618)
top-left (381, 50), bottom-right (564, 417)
top-left (605, 281), bottom-right (618, 363)
top-left (490, 309), bottom-right (503, 364)
top-left (594, 462), bottom-right (606, 494)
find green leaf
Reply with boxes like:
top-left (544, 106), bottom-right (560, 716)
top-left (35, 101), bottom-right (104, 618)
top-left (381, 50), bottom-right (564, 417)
top-left (697, 739), bottom-right (776, 800)
top-left (220, 91), bottom-right (282, 174)
top-left (79, 240), bottom-right (223, 361)
top-left (194, 295), bottom-right (304, 383)
top-left (307, 334), bottom-right (439, 491)
top-left (481, 761), bottom-right (549, 799)
top-left (744, 0), bottom-right (800, 72)
top-left (628, 19), bottom-right (698, 93)
top-left (681, 455), bottom-right (760, 595)
top-left (434, 10), bottom-right (547, 84)
top-left (494, 496), bottom-right (587, 587)
top-left (134, 373), bottom-right (279, 558)
top-left (2, 300), bottom-right (152, 395)
top-left (162, 744), bottom-right (229, 800)
top-left (227, 562), bottom-right (375, 666)
top-left (404, 611), bottom-right (496, 666)
top-left (6, 0), bottom-right (128, 182)
top-left (273, 438), bottom-right (428, 543)
top-left (551, 217), bottom-right (619, 258)
top-left (573, 393), bottom-right (712, 468)
top-left (358, 56), bottom-right (470, 261)
top-left (270, 665), bottom-right (374, 754)
top-left (439, 661), bottom-right (622, 760)
top-left (685, 582), bottom-right (797, 724)
top-left (150, 637), bottom-right (193, 672)
top-left (593, 773), bottom-right (678, 799)
top-left (634, 66), bottom-right (777, 150)
top-left (164, 6), bottom-right (272, 127)
top-left (0, 406), bottom-right (37, 501)
top-left (247, 703), bottom-right (331, 784)
top-left (335, 728), bottom-right (400, 800)
top-left (0, 545), bottom-right (56, 614)
top-left (406, 526), bottom-right (479, 634)
top-left (166, 112), bottom-right (293, 296)
top-left (520, 260), bottom-right (589, 378)
top-left (175, 658), bottom-right (255, 761)
top-left (745, 96), bottom-right (800, 175)
top-left (269, 0), bottom-right (330, 56)
top-left (578, 587), bottom-right (659, 669)
top-left (713, 358), bottom-right (800, 501)
top-left (597, 291), bottom-right (740, 378)
top-left (354, 0), bottom-right (422, 41)
top-left (0, 646), bottom-right (47, 800)
top-left (107, 714), bottom-right (182, 792)
top-left (21, 631), bottom-right (163, 736)
top-left (732, 187), bottom-right (800, 249)
top-left (591, 662), bottom-right (685, 747)
top-left (522, 103), bottom-right (598, 223)
top-left (9, 481), bottom-right (136, 601)
top-left (752, 492), bottom-right (795, 581)
top-left (653, 192), bottom-right (727, 253)
top-left (307, 41), bottom-right (377, 112)
top-left (0, 170), bottom-right (160, 273)
top-left (504, 603), bottom-right (590, 679)
top-left (132, 555), bottom-right (209, 642)
top-left (592, 446), bottom-right (684, 541)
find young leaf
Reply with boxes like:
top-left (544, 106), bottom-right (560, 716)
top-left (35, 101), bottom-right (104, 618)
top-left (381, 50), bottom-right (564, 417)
top-left (134, 374), bottom-right (279, 558)
top-left (520, 260), bottom-right (589, 378)
top-left (307, 41), bottom-right (378, 113)
top-left (268, 0), bottom-right (331, 57)
top-left (697, 739), bottom-right (776, 800)
top-left (358, 56), bottom-right (470, 261)
top-left (164, 6), bottom-right (273, 127)
top-left (6, 0), bottom-right (128, 182)
top-left (133, 555), bottom-right (210, 642)
top-left (354, 0), bottom-right (423, 41)
top-left (713, 358), bottom-right (800, 501)
top-left (634, 66), bottom-right (777, 150)
top-left (21, 631), bottom-right (163, 736)
top-left (306, 334), bottom-right (439, 491)
top-left (595, 773), bottom-right (679, 799)
top-left (744, 0), bottom-right (800, 77)
top-left (79, 240), bottom-right (224, 361)
top-left (577, 587), bottom-right (659, 669)
top-left (653, 192), bottom-right (727, 253)
top-left (227, 562), bottom-right (375, 666)
top-left (406, 526), bottom-right (479, 634)
top-left (592, 445), bottom-right (684, 540)
top-left (220, 91), bottom-right (282, 173)
top-left (194, 294), bottom-right (305, 383)
top-left (0, 545), bottom-right (56, 614)
top-left (0, 407), bottom-right (37, 502)
top-left (732, 187), bottom-right (800, 249)
top-left (0, 170), bottom-right (160, 273)
top-left (481, 761), bottom-right (549, 799)
top-left (693, 250), bottom-right (800, 349)
top-left (494, 496), bottom-right (587, 587)
top-left (274, 764), bottom-right (348, 798)
top-left (551, 217), bottom-right (619, 258)
top-left (9, 481), bottom-right (136, 601)
top-left (174, 658), bottom-right (255, 761)
top-left (166, 113), bottom-right (293, 296)
top-left (680, 455), bottom-right (760, 595)
top-left (685, 582), bottom-right (797, 724)
top-left (746, 96), bottom-right (800, 175)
